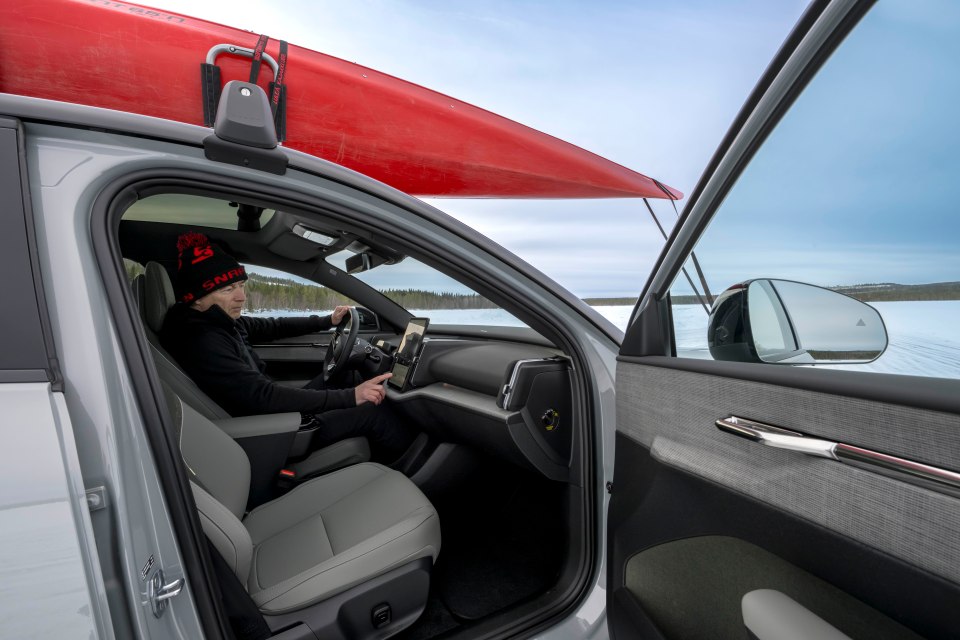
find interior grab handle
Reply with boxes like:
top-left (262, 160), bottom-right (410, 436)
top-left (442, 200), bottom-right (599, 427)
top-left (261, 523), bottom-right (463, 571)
top-left (716, 415), bottom-right (960, 499)
top-left (716, 416), bottom-right (837, 459)
top-left (742, 590), bottom-right (853, 640)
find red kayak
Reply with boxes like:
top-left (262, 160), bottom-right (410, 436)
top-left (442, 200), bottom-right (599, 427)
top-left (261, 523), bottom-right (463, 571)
top-left (0, 0), bottom-right (681, 200)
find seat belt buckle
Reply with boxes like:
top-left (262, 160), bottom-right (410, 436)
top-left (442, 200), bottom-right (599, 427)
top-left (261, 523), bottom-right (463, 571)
top-left (277, 468), bottom-right (297, 490)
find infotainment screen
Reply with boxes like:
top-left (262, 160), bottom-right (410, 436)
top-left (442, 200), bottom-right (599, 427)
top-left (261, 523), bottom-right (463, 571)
top-left (388, 318), bottom-right (429, 390)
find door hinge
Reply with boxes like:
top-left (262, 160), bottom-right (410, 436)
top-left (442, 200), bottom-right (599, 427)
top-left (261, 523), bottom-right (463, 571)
top-left (148, 568), bottom-right (185, 618)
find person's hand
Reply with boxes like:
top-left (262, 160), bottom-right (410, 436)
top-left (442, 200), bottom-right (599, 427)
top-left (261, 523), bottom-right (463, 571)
top-left (330, 305), bottom-right (352, 325)
top-left (355, 373), bottom-right (391, 406)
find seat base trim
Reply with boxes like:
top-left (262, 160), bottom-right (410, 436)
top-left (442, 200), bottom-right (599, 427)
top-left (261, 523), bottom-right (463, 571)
top-left (263, 557), bottom-right (431, 640)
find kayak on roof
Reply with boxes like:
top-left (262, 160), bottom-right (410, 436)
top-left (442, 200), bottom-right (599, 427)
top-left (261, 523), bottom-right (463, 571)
top-left (0, 0), bottom-right (681, 200)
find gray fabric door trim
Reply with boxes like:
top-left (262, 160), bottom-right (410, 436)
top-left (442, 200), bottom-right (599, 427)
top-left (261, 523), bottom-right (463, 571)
top-left (616, 361), bottom-right (960, 586)
top-left (618, 355), bottom-right (960, 415)
top-left (626, 536), bottom-right (919, 640)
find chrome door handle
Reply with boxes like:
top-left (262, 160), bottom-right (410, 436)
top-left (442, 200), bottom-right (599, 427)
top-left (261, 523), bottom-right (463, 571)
top-left (717, 416), bottom-right (960, 499)
top-left (716, 416), bottom-right (837, 459)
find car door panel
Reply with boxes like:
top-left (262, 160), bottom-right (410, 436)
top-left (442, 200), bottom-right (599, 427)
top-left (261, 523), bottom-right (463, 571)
top-left (252, 329), bottom-right (390, 384)
top-left (609, 358), bottom-right (960, 639)
top-left (250, 307), bottom-right (389, 384)
top-left (251, 332), bottom-right (330, 384)
top-left (608, 1), bottom-right (960, 637)
top-left (625, 536), bottom-right (920, 640)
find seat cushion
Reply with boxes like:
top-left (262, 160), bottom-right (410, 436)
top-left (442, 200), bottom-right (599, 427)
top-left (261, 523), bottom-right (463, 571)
top-left (242, 463), bottom-right (440, 615)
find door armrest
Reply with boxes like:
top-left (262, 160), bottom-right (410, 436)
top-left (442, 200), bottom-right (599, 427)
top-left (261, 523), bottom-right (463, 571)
top-left (742, 590), bottom-right (852, 640)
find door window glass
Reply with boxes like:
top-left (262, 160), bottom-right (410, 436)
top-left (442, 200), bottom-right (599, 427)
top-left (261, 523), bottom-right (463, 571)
top-left (670, 1), bottom-right (960, 379)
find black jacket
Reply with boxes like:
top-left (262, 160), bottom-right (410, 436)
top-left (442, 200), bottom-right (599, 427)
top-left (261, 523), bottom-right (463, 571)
top-left (160, 303), bottom-right (355, 417)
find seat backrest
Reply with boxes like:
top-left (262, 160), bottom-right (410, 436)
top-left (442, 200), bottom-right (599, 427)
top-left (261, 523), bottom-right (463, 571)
top-left (143, 261), bottom-right (174, 335)
top-left (163, 383), bottom-right (254, 581)
top-left (141, 262), bottom-right (231, 420)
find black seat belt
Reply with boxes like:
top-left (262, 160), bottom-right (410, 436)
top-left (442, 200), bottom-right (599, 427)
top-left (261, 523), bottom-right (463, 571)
top-left (205, 537), bottom-right (271, 640)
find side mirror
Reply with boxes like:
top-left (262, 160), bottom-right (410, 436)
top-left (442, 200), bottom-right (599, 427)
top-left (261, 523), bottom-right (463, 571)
top-left (707, 279), bottom-right (887, 364)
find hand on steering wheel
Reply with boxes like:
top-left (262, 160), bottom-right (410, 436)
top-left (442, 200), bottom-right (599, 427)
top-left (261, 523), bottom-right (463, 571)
top-left (323, 306), bottom-right (359, 383)
top-left (330, 305), bottom-right (351, 325)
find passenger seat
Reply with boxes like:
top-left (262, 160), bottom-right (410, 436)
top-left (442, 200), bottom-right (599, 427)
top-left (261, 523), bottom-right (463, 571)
top-left (167, 384), bottom-right (441, 637)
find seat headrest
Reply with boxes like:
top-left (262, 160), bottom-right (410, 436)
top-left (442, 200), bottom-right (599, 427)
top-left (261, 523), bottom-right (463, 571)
top-left (144, 261), bottom-right (176, 334)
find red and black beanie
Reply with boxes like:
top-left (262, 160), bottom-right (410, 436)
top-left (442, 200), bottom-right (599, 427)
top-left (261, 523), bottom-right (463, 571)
top-left (174, 232), bottom-right (248, 304)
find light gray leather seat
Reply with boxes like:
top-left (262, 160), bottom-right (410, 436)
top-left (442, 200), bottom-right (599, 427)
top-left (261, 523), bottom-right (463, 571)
top-left (168, 387), bottom-right (440, 634)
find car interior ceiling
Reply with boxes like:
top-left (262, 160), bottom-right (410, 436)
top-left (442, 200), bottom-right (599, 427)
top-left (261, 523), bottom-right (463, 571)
top-left (117, 191), bottom-right (590, 639)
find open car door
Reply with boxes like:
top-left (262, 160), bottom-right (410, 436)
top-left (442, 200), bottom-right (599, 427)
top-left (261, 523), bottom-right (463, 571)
top-left (607, 1), bottom-right (960, 638)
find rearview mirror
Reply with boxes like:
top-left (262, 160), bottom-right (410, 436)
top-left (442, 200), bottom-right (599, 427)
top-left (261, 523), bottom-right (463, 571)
top-left (707, 279), bottom-right (887, 364)
top-left (345, 251), bottom-right (389, 274)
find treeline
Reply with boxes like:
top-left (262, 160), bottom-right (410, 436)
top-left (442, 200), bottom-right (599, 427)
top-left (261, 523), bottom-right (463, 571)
top-left (379, 289), bottom-right (496, 310)
top-left (832, 281), bottom-right (960, 302)
top-left (583, 297), bottom-right (638, 306)
top-left (245, 274), bottom-right (353, 311)
top-left (129, 259), bottom-right (959, 310)
top-left (245, 275), bottom-right (498, 311)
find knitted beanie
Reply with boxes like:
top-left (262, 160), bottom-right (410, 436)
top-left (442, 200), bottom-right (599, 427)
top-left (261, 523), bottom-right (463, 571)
top-left (174, 232), bottom-right (248, 303)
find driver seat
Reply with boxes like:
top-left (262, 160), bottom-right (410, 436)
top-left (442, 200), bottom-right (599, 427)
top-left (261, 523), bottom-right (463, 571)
top-left (135, 261), bottom-right (370, 474)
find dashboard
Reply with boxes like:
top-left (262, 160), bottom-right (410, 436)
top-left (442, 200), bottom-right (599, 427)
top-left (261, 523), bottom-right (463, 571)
top-left (385, 335), bottom-right (575, 482)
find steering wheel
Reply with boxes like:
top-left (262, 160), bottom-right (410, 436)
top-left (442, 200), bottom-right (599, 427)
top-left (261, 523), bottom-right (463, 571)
top-left (323, 307), bottom-right (360, 383)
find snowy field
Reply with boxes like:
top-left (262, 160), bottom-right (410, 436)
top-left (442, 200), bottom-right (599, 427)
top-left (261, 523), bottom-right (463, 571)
top-left (252, 301), bottom-right (960, 380)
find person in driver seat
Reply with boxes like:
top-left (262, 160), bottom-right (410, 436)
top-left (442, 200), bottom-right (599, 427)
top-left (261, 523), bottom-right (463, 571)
top-left (160, 232), bottom-right (414, 460)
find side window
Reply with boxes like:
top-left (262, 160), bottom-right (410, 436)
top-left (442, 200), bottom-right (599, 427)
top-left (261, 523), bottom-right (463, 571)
top-left (121, 192), bottom-right (527, 328)
top-left (671, 1), bottom-right (960, 380)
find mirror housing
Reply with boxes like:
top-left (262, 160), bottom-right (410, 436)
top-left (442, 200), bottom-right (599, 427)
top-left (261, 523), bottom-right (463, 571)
top-left (707, 279), bottom-right (887, 365)
top-left (345, 251), bottom-right (390, 274)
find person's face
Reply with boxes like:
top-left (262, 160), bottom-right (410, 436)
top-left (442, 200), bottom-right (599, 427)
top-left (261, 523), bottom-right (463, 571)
top-left (192, 281), bottom-right (246, 319)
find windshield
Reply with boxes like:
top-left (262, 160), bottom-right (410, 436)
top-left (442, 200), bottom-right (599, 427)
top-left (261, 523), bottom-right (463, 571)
top-left (326, 253), bottom-right (529, 327)
top-left (124, 194), bottom-right (276, 229)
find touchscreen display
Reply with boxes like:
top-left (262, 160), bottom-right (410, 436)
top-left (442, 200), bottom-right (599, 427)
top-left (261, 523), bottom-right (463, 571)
top-left (391, 362), bottom-right (412, 390)
top-left (389, 318), bottom-right (429, 389)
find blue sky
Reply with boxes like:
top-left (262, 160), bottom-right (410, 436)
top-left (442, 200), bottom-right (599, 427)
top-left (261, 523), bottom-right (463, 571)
top-left (691, 0), bottom-right (960, 292)
top-left (153, 0), bottom-right (818, 296)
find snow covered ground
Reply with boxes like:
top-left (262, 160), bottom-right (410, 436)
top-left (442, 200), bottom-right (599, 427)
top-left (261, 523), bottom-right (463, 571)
top-left (670, 301), bottom-right (960, 378)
